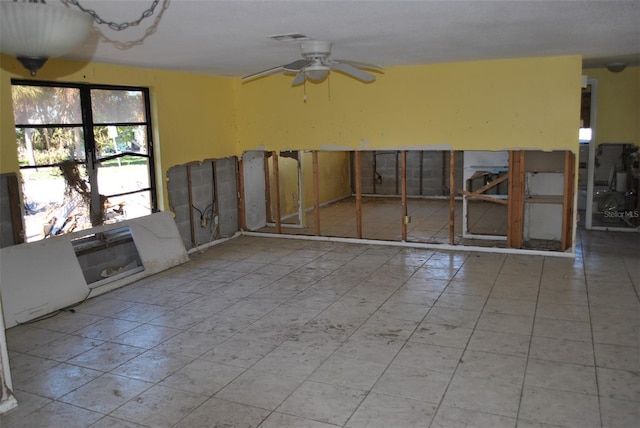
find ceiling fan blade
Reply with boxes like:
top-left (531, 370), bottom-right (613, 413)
top-left (242, 65), bottom-right (284, 81)
top-left (291, 71), bottom-right (306, 86)
top-left (284, 59), bottom-right (313, 72)
top-left (333, 60), bottom-right (383, 71)
top-left (330, 62), bottom-right (377, 83)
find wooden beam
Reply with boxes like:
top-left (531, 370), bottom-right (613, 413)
top-left (561, 150), bottom-right (576, 250)
top-left (264, 153), bottom-right (272, 223)
top-left (313, 151), bottom-right (321, 236)
top-left (449, 151), bottom-right (455, 245)
top-left (272, 152), bottom-right (282, 234)
top-left (355, 151), bottom-right (363, 239)
top-left (186, 164), bottom-right (196, 247)
top-left (5, 174), bottom-right (24, 245)
top-left (458, 189), bottom-right (508, 205)
top-left (507, 150), bottom-right (525, 248)
top-left (237, 158), bottom-right (246, 231)
top-left (401, 150), bottom-right (407, 241)
top-left (472, 173), bottom-right (508, 195)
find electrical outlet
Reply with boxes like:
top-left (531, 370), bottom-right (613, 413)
top-left (292, 193), bottom-right (297, 201)
top-left (404, 215), bottom-right (411, 224)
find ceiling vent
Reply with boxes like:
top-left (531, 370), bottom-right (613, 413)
top-left (268, 33), bottom-right (311, 42)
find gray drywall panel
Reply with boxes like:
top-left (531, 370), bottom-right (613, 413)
top-left (189, 162), bottom-right (216, 246)
top-left (167, 164), bottom-right (192, 250)
top-left (215, 157), bottom-right (239, 237)
top-left (242, 151), bottom-right (267, 231)
top-left (0, 175), bottom-right (15, 248)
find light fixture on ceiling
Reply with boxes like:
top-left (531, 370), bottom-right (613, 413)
top-left (0, 0), bottom-right (161, 76)
top-left (605, 62), bottom-right (627, 73)
top-left (304, 63), bottom-right (329, 82)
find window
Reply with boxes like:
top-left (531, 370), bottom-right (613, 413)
top-left (11, 80), bottom-right (156, 242)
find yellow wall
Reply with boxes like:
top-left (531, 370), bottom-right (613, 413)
top-left (236, 55), bottom-right (582, 153)
top-left (0, 54), bottom-right (238, 209)
top-left (2, 54), bottom-right (583, 213)
top-left (302, 151), bottom-right (351, 209)
top-left (583, 66), bottom-right (640, 146)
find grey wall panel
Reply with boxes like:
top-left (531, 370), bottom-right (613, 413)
top-left (215, 157), bottom-right (239, 238)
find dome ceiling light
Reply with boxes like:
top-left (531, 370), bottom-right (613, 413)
top-left (0, 0), bottom-right (161, 76)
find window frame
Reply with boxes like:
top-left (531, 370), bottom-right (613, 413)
top-left (11, 79), bottom-right (157, 232)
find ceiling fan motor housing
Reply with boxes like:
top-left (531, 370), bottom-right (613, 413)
top-left (300, 40), bottom-right (332, 60)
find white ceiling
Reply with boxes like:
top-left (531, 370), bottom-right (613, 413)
top-left (60, 0), bottom-right (640, 77)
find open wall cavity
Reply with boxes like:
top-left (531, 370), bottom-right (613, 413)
top-left (167, 157), bottom-right (239, 250)
top-left (249, 149), bottom-right (576, 253)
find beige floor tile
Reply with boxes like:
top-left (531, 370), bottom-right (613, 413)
top-left (215, 369), bottom-right (303, 410)
top-left (59, 373), bottom-right (152, 414)
top-left (393, 341), bottom-right (463, 375)
top-left (110, 349), bottom-right (193, 383)
top-left (410, 322), bottom-right (474, 349)
top-left (597, 367), bottom-right (640, 402)
top-left (431, 405), bottom-right (516, 428)
top-left (372, 364), bottom-right (451, 403)
top-left (199, 338), bottom-right (277, 367)
top-left (159, 358), bottom-right (245, 396)
top-left (525, 359), bottom-right (597, 395)
top-left (110, 385), bottom-right (207, 428)
top-left (67, 342), bottom-right (145, 372)
top-left (466, 329), bottom-right (530, 357)
top-left (476, 312), bottom-right (534, 336)
top-left (346, 392), bottom-right (437, 428)
top-left (600, 396), bottom-right (640, 428)
top-left (442, 373), bottom-right (521, 418)
top-left (19, 362), bottom-right (102, 399)
top-left (529, 336), bottom-right (595, 366)
top-left (519, 386), bottom-right (600, 428)
top-left (594, 342), bottom-right (640, 371)
top-left (458, 350), bottom-right (527, 385)
top-left (309, 355), bottom-right (387, 391)
top-left (3, 401), bottom-right (102, 428)
top-left (278, 380), bottom-right (366, 426)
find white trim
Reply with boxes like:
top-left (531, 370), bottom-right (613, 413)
top-left (241, 231), bottom-right (575, 258)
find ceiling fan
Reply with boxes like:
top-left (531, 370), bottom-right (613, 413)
top-left (242, 40), bottom-right (383, 86)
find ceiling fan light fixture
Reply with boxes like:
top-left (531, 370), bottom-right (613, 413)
top-left (0, 1), bottom-right (93, 76)
top-left (305, 66), bottom-right (329, 82)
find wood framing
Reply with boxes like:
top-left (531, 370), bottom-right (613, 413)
top-left (355, 151), bottom-right (363, 239)
top-left (449, 151), bottom-right (455, 245)
top-left (272, 153), bottom-right (282, 234)
top-left (186, 164), bottom-right (196, 247)
top-left (401, 151), bottom-right (407, 241)
top-left (459, 172), bottom-right (509, 206)
top-left (561, 150), bottom-right (576, 250)
top-left (264, 153), bottom-right (272, 223)
top-left (312, 151), bottom-right (321, 236)
top-left (507, 150), bottom-right (525, 248)
top-left (5, 174), bottom-right (24, 245)
top-left (237, 158), bottom-right (246, 230)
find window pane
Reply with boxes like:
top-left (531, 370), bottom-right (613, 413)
top-left (91, 89), bottom-right (146, 123)
top-left (16, 127), bottom-right (85, 166)
top-left (21, 165), bottom-right (92, 242)
top-left (94, 125), bottom-right (148, 158)
top-left (12, 85), bottom-right (81, 125)
top-left (104, 192), bottom-right (152, 223)
top-left (98, 156), bottom-right (150, 196)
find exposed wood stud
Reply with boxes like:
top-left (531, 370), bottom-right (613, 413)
top-left (273, 152), bottom-right (282, 234)
top-left (313, 151), bottom-right (321, 236)
top-left (449, 150), bottom-right (456, 245)
top-left (401, 150), bottom-right (407, 241)
top-left (355, 151), bottom-right (363, 239)
top-left (562, 150), bottom-right (576, 250)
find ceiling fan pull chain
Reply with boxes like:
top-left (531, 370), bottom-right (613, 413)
top-left (303, 81), bottom-right (307, 103)
top-left (65, 0), bottom-right (160, 31)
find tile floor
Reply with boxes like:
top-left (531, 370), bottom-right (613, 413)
top-left (2, 229), bottom-right (638, 427)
